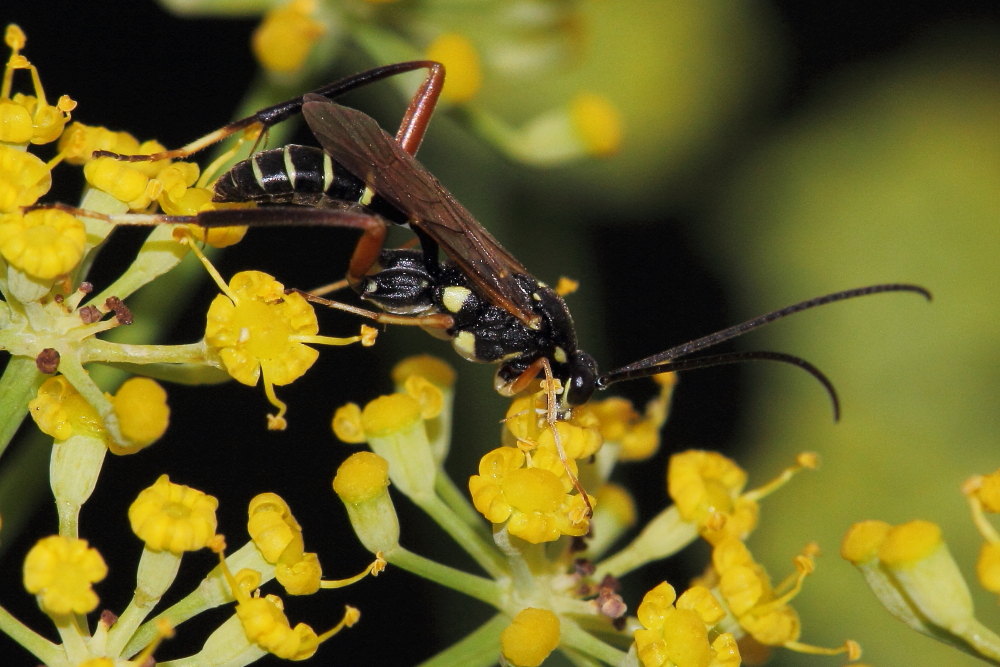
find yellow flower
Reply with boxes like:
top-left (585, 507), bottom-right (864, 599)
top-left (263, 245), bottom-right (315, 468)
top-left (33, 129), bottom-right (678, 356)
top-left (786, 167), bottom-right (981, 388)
top-left (109, 377), bottom-right (170, 451)
top-left (569, 92), bottom-right (623, 157)
top-left (333, 452), bottom-right (400, 553)
top-left (276, 552), bottom-right (322, 596)
top-left (204, 270), bottom-right (320, 429)
top-left (57, 121), bottom-right (149, 165)
top-left (128, 474), bottom-right (219, 553)
top-left (252, 0), bottom-right (325, 73)
top-left (84, 155), bottom-right (163, 210)
top-left (390, 354), bottom-right (456, 389)
top-left (634, 581), bottom-right (739, 667)
top-left (712, 537), bottom-right (857, 659)
top-left (236, 594), bottom-right (321, 660)
top-left (0, 208), bottom-right (85, 280)
top-left (247, 492), bottom-right (305, 565)
top-left (668, 450), bottom-right (754, 543)
top-left (29, 375), bottom-right (105, 441)
top-left (468, 446), bottom-right (591, 543)
top-left (504, 388), bottom-right (603, 459)
top-left (0, 25), bottom-right (74, 145)
top-left (23, 535), bottom-right (107, 615)
top-left (0, 144), bottom-right (51, 210)
top-left (425, 33), bottom-right (482, 103)
top-left (500, 607), bottom-right (560, 667)
top-left (212, 541), bottom-right (360, 661)
top-left (10, 91), bottom-right (75, 145)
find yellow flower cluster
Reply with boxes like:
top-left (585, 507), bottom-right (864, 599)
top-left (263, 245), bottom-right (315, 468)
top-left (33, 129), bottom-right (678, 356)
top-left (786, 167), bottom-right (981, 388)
top-left (14, 469), bottom-right (374, 665)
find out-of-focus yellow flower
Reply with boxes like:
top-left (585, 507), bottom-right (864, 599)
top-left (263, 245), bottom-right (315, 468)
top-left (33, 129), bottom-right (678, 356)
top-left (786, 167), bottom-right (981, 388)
top-left (252, 0), bottom-right (325, 73)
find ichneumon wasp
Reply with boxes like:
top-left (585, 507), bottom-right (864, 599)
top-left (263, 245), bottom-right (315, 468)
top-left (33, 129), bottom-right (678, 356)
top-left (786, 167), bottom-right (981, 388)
top-left (83, 61), bottom-right (928, 503)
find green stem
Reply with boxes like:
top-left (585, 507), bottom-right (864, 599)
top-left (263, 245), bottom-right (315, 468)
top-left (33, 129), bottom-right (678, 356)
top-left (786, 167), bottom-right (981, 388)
top-left (416, 491), bottom-right (506, 578)
top-left (560, 617), bottom-right (628, 666)
top-left (385, 545), bottom-right (499, 607)
top-left (594, 506), bottom-right (698, 578)
top-left (0, 356), bottom-right (42, 458)
top-left (417, 614), bottom-right (508, 667)
top-left (0, 604), bottom-right (63, 666)
top-left (434, 469), bottom-right (492, 541)
top-left (81, 340), bottom-right (212, 366)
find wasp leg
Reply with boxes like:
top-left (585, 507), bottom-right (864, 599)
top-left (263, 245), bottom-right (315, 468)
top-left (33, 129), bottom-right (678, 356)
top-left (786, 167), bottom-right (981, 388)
top-left (503, 357), bottom-right (594, 519)
top-left (307, 278), bottom-right (351, 297)
top-left (93, 61), bottom-right (445, 163)
top-left (392, 62), bottom-right (445, 156)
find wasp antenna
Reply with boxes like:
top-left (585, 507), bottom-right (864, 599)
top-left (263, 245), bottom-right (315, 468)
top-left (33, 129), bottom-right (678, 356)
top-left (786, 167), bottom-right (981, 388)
top-left (609, 283), bottom-right (930, 376)
top-left (598, 349), bottom-right (841, 421)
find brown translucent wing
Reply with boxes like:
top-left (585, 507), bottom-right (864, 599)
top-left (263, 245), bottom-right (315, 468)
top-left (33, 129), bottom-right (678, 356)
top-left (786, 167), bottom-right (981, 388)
top-left (302, 94), bottom-right (541, 328)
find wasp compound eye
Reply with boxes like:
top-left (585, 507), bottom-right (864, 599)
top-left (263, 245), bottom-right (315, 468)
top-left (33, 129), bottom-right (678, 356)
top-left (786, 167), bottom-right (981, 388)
top-left (565, 351), bottom-right (598, 406)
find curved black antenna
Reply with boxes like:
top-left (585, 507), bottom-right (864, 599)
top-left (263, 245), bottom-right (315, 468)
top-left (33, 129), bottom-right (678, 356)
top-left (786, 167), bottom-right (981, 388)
top-left (597, 350), bottom-right (841, 420)
top-left (608, 283), bottom-right (930, 376)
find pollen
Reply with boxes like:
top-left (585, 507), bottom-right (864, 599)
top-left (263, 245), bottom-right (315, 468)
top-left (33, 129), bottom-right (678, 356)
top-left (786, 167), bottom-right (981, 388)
top-left (425, 33), bottom-right (482, 103)
top-left (252, 0), bottom-right (325, 73)
top-left (500, 608), bottom-right (561, 667)
top-left (128, 474), bottom-right (219, 553)
top-left (109, 377), bottom-right (170, 451)
top-left (23, 535), bottom-right (108, 615)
